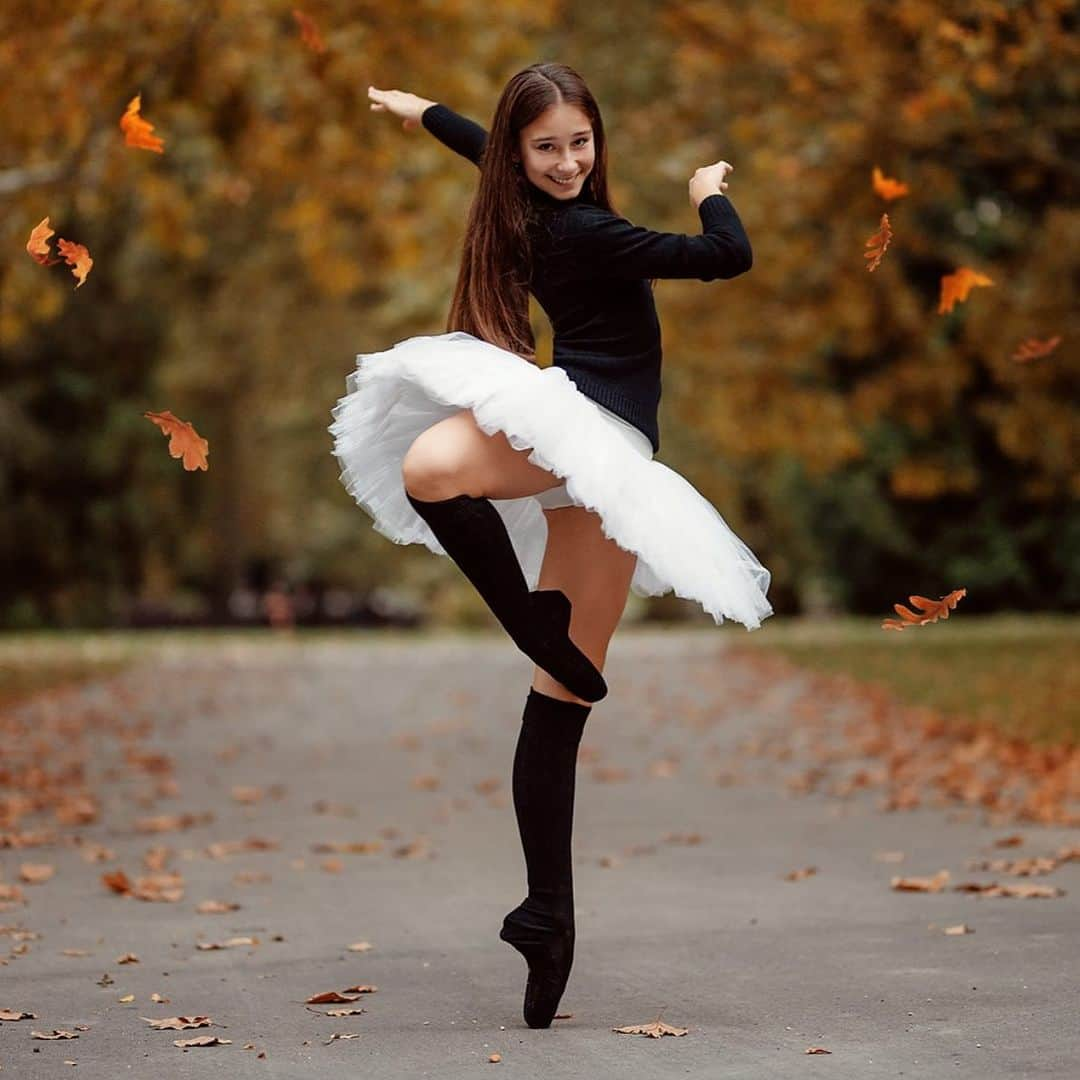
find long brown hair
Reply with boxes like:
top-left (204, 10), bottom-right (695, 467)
top-left (446, 62), bottom-right (618, 360)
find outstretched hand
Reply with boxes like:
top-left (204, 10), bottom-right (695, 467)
top-left (368, 86), bottom-right (437, 132)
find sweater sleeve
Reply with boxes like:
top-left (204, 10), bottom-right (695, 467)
top-left (557, 193), bottom-right (753, 281)
top-left (420, 102), bottom-right (487, 167)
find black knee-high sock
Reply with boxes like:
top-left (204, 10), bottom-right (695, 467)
top-left (510, 687), bottom-right (592, 925)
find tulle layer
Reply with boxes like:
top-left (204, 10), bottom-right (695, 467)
top-left (328, 330), bottom-right (773, 629)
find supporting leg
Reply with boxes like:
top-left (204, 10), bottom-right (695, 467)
top-left (499, 686), bottom-right (591, 1028)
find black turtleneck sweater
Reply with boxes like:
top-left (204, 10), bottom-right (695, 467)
top-left (420, 102), bottom-right (753, 454)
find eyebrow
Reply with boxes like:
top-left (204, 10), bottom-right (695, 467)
top-left (530, 130), bottom-right (592, 143)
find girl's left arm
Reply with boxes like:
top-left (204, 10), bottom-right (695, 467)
top-left (420, 103), bottom-right (487, 168)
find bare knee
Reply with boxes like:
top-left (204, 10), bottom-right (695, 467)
top-left (402, 427), bottom-right (480, 500)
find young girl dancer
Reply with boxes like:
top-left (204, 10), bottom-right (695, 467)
top-left (330, 62), bottom-right (772, 1029)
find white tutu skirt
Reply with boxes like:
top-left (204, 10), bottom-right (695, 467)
top-left (328, 331), bottom-right (773, 630)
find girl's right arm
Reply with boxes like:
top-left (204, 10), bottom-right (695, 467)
top-left (368, 86), bottom-right (486, 167)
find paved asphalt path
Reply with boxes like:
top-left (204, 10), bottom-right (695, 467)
top-left (1, 629), bottom-right (1077, 1078)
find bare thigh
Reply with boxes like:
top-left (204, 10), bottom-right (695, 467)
top-left (532, 505), bottom-right (639, 705)
top-left (401, 409), bottom-right (565, 501)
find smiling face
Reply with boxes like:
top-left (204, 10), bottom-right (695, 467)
top-left (516, 102), bottom-right (595, 199)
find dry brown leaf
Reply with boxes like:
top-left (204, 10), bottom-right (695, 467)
top-left (806, 1046), bottom-right (833, 1054)
top-left (116, 952), bottom-right (139, 964)
top-left (939, 267), bottom-right (994, 314)
top-left (953, 881), bottom-right (1064, 898)
top-left (0, 1008), bottom-right (36, 1020)
top-left (784, 865), bottom-right (818, 881)
top-left (342, 984), bottom-right (377, 994)
top-left (882, 589), bottom-right (966, 631)
top-left (120, 93), bottom-right (165, 152)
top-left (306, 991), bottom-right (360, 1004)
top-left (142, 1015), bottom-right (212, 1030)
top-left (345, 941), bottom-right (373, 952)
top-left (195, 936), bottom-right (259, 950)
top-left (325, 1007), bottom-right (366, 1017)
top-left (892, 869), bottom-right (950, 892)
top-left (32, 1030), bottom-right (79, 1039)
top-left (19, 863), bottom-right (54, 884)
top-left (143, 411), bottom-right (210, 472)
top-left (292, 9), bottom-right (327, 53)
top-left (324, 1032), bottom-right (361, 1043)
top-left (118, 993), bottom-right (135, 1003)
top-left (1011, 335), bottom-right (1062, 363)
top-left (174, 1035), bottom-right (231, 1047)
top-left (864, 212), bottom-right (892, 272)
top-left (196, 900), bottom-right (240, 914)
top-left (871, 166), bottom-right (909, 201)
top-left (611, 1018), bottom-right (688, 1037)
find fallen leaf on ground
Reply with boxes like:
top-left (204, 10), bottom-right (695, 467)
top-left (891, 870), bottom-right (950, 892)
top-left (174, 1035), bottom-right (231, 1047)
top-left (142, 1016), bottom-right (212, 1030)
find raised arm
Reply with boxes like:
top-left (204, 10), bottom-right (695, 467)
top-left (420, 103), bottom-right (488, 168)
top-left (556, 194), bottom-right (752, 282)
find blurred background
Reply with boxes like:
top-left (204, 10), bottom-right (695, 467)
top-left (0, 2), bottom-right (1077, 741)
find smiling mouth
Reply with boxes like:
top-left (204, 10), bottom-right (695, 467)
top-left (549, 173), bottom-right (580, 185)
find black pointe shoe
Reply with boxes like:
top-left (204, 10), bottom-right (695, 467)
top-left (524, 589), bottom-right (608, 703)
top-left (499, 900), bottom-right (575, 1029)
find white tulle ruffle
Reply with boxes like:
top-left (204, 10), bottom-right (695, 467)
top-left (328, 330), bottom-right (773, 630)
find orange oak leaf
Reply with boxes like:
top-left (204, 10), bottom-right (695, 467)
top-left (864, 212), bottom-right (892, 272)
top-left (882, 588), bottom-right (966, 631)
top-left (144, 409), bottom-right (209, 471)
top-left (1012, 335), bottom-right (1062, 363)
top-left (938, 267), bottom-right (994, 313)
top-left (120, 93), bottom-right (165, 152)
top-left (26, 217), bottom-right (61, 266)
top-left (56, 237), bottom-right (93, 288)
top-left (293, 9), bottom-right (327, 53)
top-left (871, 166), bottom-right (909, 201)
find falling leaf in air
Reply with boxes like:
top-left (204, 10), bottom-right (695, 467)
top-left (144, 410), bottom-right (210, 471)
top-left (938, 267), bottom-right (994, 313)
top-left (56, 238), bottom-right (93, 288)
top-left (120, 94), bottom-right (165, 152)
top-left (871, 166), bottom-right (909, 201)
top-left (882, 588), bottom-right (966, 631)
top-left (174, 1035), bottom-right (231, 1047)
top-left (25, 218), bottom-right (93, 287)
top-left (293, 9), bottom-right (327, 53)
top-left (1012, 335), bottom-right (1062, 363)
top-left (26, 218), bottom-right (61, 265)
top-left (864, 212), bottom-right (892, 272)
